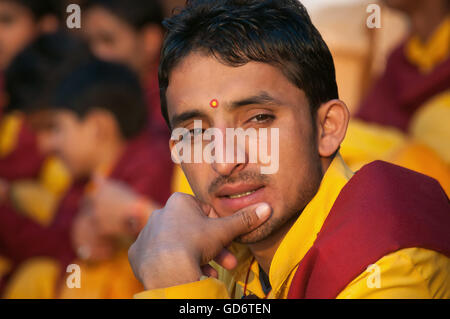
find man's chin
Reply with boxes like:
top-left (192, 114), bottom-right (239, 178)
top-left (234, 219), bottom-right (277, 244)
top-left (235, 209), bottom-right (302, 245)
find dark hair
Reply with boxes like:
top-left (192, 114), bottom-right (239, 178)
top-left (12, 0), bottom-right (62, 20)
top-left (4, 32), bottom-right (90, 114)
top-left (159, 0), bottom-right (339, 127)
top-left (84, 0), bottom-right (164, 30)
top-left (51, 59), bottom-right (148, 139)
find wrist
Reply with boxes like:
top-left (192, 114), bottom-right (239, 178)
top-left (141, 247), bottom-right (203, 290)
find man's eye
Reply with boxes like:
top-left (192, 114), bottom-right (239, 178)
top-left (249, 114), bottom-right (275, 123)
top-left (180, 128), bottom-right (205, 141)
top-left (190, 128), bottom-right (205, 136)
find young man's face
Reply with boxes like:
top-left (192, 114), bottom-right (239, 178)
top-left (83, 6), bottom-right (142, 71)
top-left (167, 53), bottom-right (324, 244)
top-left (49, 110), bottom-right (98, 179)
top-left (0, 1), bottom-right (37, 70)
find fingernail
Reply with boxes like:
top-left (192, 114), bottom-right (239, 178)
top-left (255, 203), bottom-right (271, 219)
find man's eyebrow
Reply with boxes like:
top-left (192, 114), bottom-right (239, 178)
top-left (229, 91), bottom-right (283, 110)
top-left (171, 109), bottom-right (205, 128)
top-left (170, 92), bottom-right (281, 127)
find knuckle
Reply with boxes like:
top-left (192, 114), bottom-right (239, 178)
top-left (168, 192), bottom-right (195, 205)
top-left (169, 192), bottom-right (186, 202)
top-left (240, 212), bottom-right (254, 230)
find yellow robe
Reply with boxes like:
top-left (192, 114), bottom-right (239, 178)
top-left (134, 155), bottom-right (450, 299)
top-left (3, 251), bottom-right (142, 299)
top-left (2, 166), bottom-right (187, 299)
top-left (342, 17), bottom-right (450, 195)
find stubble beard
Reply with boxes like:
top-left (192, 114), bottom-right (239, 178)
top-left (235, 156), bottom-right (323, 245)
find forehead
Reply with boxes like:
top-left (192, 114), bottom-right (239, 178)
top-left (166, 52), bottom-right (307, 124)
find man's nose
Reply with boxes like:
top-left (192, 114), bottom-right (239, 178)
top-left (212, 160), bottom-right (246, 177)
top-left (210, 127), bottom-right (248, 177)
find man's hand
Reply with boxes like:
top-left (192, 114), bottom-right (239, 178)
top-left (128, 192), bottom-right (272, 290)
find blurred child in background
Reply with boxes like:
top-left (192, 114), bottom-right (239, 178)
top-left (0, 0), bottom-right (61, 72)
top-left (0, 0), bottom-right (63, 182)
top-left (82, 0), bottom-right (183, 212)
top-left (3, 59), bottom-right (172, 299)
top-left (341, 0), bottom-right (450, 194)
top-left (82, 0), bottom-right (167, 135)
top-left (0, 33), bottom-right (87, 294)
top-left (357, 0), bottom-right (450, 132)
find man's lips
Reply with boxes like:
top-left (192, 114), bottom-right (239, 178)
top-left (215, 183), bottom-right (265, 198)
top-left (213, 183), bottom-right (267, 213)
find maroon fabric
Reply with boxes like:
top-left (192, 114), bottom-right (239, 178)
top-left (0, 181), bottom-right (85, 296)
top-left (356, 41), bottom-right (450, 132)
top-left (288, 161), bottom-right (450, 299)
top-left (0, 119), bottom-right (44, 181)
top-left (0, 182), bottom-right (85, 266)
top-left (109, 129), bottom-right (173, 205)
top-left (0, 129), bottom-right (173, 295)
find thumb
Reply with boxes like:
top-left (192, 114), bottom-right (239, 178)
top-left (211, 203), bottom-right (272, 244)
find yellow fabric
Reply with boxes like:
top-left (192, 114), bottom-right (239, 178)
top-left (3, 258), bottom-right (61, 299)
top-left (10, 181), bottom-right (59, 226)
top-left (171, 164), bottom-right (194, 195)
top-left (0, 256), bottom-right (12, 280)
top-left (409, 90), bottom-right (450, 163)
top-left (340, 119), bottom-right (406, 171)
top-left (337, 248), bottom-right (450, 299)
top-left (9, 157), bottom-right (72, 226)
top-left (405, 17), bottom-right (450, 73)
top-left (3, 251), bottom-right (143, 299)
top-left (341, 118), bottom-right (449, 196)
top-left (58, 250), bottom-right (143, 299)
top-left (0, 113), bottom-right (23, 158)
top-left (40, 157), bottom-right (72, 197)
top-left (134, 277), bottom-right (228, 299)
top-left (135, 154), bottom-right (450, 299)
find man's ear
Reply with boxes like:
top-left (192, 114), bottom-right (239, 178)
top-left (140, 24), bottom-right (164, 63)
top-left (316, 99), bottom-right (350, 158)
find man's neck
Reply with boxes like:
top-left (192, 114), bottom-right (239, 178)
top-left (247, 214), bottom-right (299, 276)
top-left (247, 156), bottom-right (333, 277)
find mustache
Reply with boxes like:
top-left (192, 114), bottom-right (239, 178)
top-left (208, 171), bottom-right (270, 195)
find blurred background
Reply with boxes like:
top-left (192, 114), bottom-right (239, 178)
top-left (0, 0), bottom-right (448, 299)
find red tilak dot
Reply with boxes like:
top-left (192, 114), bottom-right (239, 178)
top-left (210, 99), bottom-right (219, 108)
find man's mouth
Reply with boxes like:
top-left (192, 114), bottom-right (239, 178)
top-left (214, 184), bottom-right (267, 213)
top-left (216, 184), bottom-right (265, 198)
top-left (226, 188), bottom-right (261, 199)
